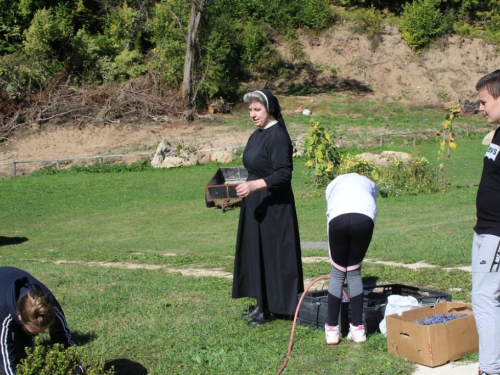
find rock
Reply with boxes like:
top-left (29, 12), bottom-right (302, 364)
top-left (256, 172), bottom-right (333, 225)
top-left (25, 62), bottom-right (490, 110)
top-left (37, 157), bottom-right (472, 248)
top-left (196, 153), bottom-right (210, 164)
top-left (356, 151), bottom-right (411, 167)
top-left (151, 138), bottom-right (173, 168)
top-left (380, 151), bottom-right (411, 163)
top-left (160, 156), bottom-right (196, 168)
top-left (151, 138), bottom-right (198, 168)
top-left (210, 150), bottom-right (235, 163)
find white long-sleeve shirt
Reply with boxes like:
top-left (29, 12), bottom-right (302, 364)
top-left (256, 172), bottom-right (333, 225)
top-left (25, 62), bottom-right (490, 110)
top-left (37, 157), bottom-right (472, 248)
top-left (325, 173), bottom-right (378, 224)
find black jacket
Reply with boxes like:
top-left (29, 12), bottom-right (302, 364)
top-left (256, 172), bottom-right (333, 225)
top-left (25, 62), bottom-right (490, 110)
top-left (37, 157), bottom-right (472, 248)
top-left (0, 267), bottom-right (73, 375)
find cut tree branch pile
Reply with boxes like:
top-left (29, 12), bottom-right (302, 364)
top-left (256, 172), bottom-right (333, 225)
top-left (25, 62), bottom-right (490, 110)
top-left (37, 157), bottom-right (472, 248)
top-left (0, 73), bottom-right (186, 142)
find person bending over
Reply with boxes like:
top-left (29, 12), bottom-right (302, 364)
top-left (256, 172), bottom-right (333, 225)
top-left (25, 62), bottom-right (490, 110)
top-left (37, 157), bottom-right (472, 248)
top-left (0, 266), bottom-right (81, 375)
top-left (324, 173), bottom-right (377, 345)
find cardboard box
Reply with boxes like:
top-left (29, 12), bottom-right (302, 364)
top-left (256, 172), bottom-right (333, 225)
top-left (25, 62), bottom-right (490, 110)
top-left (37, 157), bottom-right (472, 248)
top-left (386, 302), bottom-right (478, 367)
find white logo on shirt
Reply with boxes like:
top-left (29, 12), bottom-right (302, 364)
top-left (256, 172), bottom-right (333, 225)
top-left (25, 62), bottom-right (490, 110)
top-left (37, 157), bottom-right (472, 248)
top-left (486, 143), bottom-right (500, 161)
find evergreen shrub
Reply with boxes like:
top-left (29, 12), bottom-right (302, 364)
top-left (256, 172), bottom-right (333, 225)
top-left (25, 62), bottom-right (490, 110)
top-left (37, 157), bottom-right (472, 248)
top-left (400, 0), bottom-right (443, 52)
top-left (16, 337), bottom-right (114, 375)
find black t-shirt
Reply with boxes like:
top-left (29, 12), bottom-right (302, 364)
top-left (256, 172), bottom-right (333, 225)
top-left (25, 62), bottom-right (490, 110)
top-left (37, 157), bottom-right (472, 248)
top-left (475, 127), bottom-right (500, 236)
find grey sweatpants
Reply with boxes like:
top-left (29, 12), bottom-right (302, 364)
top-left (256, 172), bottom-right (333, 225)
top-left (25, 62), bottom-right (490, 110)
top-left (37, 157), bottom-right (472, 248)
top-left (472, 232), bottom-right (500, 375)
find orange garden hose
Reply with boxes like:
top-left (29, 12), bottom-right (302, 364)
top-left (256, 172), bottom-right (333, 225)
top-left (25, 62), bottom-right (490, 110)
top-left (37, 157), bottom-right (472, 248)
top-left (275, 274), bottom-right (333, 375)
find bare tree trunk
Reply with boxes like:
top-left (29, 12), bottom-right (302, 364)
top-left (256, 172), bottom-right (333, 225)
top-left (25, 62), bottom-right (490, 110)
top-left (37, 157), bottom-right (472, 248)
top-left (182, 0), bottom-right (207, 111)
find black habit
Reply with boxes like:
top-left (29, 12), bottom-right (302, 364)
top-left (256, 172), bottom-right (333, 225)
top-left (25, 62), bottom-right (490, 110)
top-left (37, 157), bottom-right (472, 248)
top-left (232, 92), bottom-right (304, 316)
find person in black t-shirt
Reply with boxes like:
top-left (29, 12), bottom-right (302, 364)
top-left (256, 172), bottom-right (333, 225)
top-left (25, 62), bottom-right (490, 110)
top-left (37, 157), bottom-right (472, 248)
top-left (473, 70), bottom-right (500, 375)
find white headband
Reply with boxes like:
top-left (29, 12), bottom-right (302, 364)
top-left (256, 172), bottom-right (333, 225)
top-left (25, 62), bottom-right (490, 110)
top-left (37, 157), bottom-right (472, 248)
top-left (256, 90), bottom-right (269, 112)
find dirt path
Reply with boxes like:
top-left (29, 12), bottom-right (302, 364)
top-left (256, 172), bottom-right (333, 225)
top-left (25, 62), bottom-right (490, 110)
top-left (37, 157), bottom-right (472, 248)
top-left (30, 250), bottom-right (471, 285)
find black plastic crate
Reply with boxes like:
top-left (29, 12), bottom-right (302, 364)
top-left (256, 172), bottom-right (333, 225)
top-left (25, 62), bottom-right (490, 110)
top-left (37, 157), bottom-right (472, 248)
top-left (296, 289), bottom-right (329, 330)
top-left (365, 284), bottom-right (452, 306)
top-left (297, 288), bottom-right (383, 336)
top-left (297, 284), bottom-right (452, 336)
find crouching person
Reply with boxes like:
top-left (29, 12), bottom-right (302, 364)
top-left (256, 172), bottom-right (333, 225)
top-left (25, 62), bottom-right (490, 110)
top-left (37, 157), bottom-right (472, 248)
top-left (0, 266), bottom-right (82, 375)
top-left (324, 173), bottom-right (378, 345)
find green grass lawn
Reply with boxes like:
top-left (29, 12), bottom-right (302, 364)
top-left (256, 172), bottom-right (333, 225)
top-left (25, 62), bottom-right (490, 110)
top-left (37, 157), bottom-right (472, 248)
top-left (0, 102), bottom-right (489, 374)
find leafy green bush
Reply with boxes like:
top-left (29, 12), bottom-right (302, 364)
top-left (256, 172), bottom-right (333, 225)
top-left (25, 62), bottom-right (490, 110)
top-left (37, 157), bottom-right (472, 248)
top-left (304, 119), bottom-right (343, 188)
top-left (295, 0), bottom-right (334, 30)
top-left (69, 30), bottom-right (118, 85)
top-left (334, 154), bottom-right (442, 197)
top-left (101, 49), bottom-right (147, 83)
top-left (146, 2), bottom-right (186, 87)
top-left (22, 5), bottom-right (74, 60)
top-left (400, 0), bottom-right (443, 52)
top-left (453, 21), bottom-right (481, 38)
top-left (241, 22), bottom-right (285, 76)
top-left (441, 7), bottom-right (457, 34)
top-left (194, 12), bottom-right (245, 104)
top-left (377, 157), bottom-right (442, 197)
top-left (231, 0), bottom-right (333, 35)
top-left (149, 1), bottom-right (246, 105)
top-left (0, 2), bottom-right (24, 54)
top-left (17, 337), bottom-right (114, 375)
top-left (0, 54), bottom-right (30, 99)
top-left (334, 153), bottom-right (379, 178)
top-left (350, 6), bottom-right (384, 37)
top-left (483, 9), bottom-right (500, 44)
top-left (103, 2), bottom-right (140, 52)
top-left (0, 7), bottom-right (68, 96)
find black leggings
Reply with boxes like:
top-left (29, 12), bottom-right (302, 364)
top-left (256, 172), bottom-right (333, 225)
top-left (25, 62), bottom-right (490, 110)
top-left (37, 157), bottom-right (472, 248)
top-left (327, 213), bottom-right (374, 326)
top-left (328, 213), bottom-right (374, 270)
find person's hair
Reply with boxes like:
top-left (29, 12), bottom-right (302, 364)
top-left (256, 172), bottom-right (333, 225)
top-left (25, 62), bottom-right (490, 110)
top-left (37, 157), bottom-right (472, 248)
top-left (17, 289), bottom-right (56, 334)
top-left (476, 70), bottom-right (500, 99)
top-left (243, 91), bottom-right (268, 109)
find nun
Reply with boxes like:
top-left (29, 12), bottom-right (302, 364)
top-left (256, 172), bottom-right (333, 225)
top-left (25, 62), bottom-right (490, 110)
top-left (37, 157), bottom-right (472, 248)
top-left (232, 89), bottom-right (304, 326)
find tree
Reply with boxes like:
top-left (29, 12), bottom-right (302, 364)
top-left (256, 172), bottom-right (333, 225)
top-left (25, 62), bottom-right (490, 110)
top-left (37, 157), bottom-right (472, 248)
top-left (182, 0), bottom-right (208, 112)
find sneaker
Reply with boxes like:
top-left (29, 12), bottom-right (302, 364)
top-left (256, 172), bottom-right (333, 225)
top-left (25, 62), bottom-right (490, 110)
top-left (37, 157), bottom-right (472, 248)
top-left (325, 323), bottom-right (341, 345)
top-left (347, 323), bottom-right (366, 343)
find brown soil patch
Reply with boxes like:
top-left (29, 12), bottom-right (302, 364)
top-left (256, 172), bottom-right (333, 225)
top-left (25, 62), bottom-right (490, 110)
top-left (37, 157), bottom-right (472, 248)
top-left (278, 24), bottom-right (500, 105)
top-left (0, 121), bottom-right (253, 176)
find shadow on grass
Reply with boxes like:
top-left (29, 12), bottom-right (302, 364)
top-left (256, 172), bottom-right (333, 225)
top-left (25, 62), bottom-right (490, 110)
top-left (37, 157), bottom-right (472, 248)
top-left (71, 331), bottom-right (97, 345)
top-left (0, 236), bottom-right (28, 246)
top-left (104, 358), bottom-right (148, 375)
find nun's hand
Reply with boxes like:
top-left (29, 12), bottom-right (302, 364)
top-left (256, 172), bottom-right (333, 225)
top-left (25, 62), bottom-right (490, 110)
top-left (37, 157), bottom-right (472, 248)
top-left (236, 179), bottom-right (267, 198)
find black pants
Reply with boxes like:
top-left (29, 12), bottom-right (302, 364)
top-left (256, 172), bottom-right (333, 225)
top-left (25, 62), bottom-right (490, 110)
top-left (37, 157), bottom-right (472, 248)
top-left (327, 213), bottom-right (374, 326)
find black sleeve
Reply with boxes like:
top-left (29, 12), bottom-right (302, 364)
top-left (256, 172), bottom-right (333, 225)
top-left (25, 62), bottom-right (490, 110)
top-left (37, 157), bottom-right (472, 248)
top-left (263, 130), bottom-right (293, 189)
top-left (0, 315), bottom-right (18, 375)
top-left (49, 300), bottom-right (74, 348)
